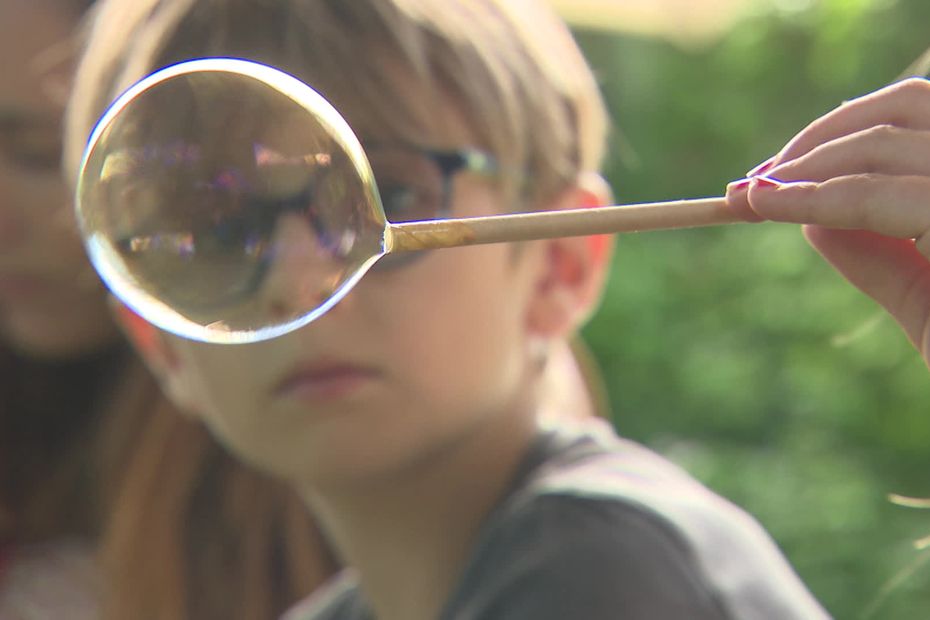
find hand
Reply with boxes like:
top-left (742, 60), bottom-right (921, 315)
top-left (726, 78), bottom-right (930, 365)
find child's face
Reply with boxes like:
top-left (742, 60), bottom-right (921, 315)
top-left (130, 93), bottom-right (607, 487)
top-left (159, 172), bottom-right (548, 484)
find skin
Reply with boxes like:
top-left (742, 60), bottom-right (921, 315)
top-left (726, 77), bottom-right (930, 367)
top-left (0, 0), bottom-right (117, 359)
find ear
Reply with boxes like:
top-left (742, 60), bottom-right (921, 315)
top-left (525, 173), bottom-right (615, 338)
top-left (108, 296), bottom-right (202, 416)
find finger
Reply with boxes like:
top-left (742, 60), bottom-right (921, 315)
top-left (724, 178), bottom-right (765, 222)
top-left (803, 225), bottom-right (930, 356)
top-left (767, 78), bottom-right (930, 169)
top-left (745, 175), bottom-right (930, 247)
top-left (768, 126), bottom-right (930, 183)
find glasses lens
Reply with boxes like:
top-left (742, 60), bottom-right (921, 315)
top-left (367, 146), bottom-right (449, 223)
top-left (108, 160), bottom-right (272, 311)
top-left (365, 145), bottom-right (453, 271)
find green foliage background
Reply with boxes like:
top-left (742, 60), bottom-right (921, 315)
top-left (575, 1), bottom-right (930, 617)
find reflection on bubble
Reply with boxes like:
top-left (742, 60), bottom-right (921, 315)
top-left (77, 60), bottom-right (387, 342)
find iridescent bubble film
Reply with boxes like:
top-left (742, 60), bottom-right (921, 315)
top-left (77, 60), bottom-right (386, 342)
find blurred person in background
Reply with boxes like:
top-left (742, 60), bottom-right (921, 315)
top-left (0, 1), bottom-right (339, 618)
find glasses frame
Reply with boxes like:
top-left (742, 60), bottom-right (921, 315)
top-left (364, 142), bottom-right (498, 219)
top-left (111, 143), bottom-right (502, 290)
top-left (363, 143), bottom-right (499, 270)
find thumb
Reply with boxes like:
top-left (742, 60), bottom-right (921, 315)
top-left (803, 225), bottom-right (930, 358)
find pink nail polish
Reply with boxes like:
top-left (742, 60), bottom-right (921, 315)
top-left (728, 178), bottom-right (752, 191)
top-left (746, 156), bottom-right (776, 177)
top-left (752, 176), bottom-right (783, 189)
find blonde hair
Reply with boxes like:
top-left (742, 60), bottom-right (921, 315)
top-left (66, 0), bottom-right (608, 208)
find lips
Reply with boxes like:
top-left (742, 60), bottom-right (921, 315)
top-left (274, 361), bottom-right (381, 402)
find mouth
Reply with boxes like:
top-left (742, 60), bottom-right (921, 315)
top-left (274, 360), bottom-right (381, 403)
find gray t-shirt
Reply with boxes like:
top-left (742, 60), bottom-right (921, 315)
top-left (283, 420), bottom-right (831, 620)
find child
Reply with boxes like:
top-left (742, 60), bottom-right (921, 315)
top-left (66, 0), bottom-right (845, 618)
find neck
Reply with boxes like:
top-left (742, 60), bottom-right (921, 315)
top-left (300, 403), bottom-right (540, 620)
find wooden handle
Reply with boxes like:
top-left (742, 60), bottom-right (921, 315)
top-left (385, 196), bottom-right (740, 253)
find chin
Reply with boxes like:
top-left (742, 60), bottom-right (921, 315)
top-left (250, 434), bottom-right (408, 492)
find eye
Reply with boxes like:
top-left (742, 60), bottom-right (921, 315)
top-left (110, 177), bottom-right (275, 311)
top-left (366, 145), bottom-right (448, 223)
top-left (193, 214), bottom-right (252, 252)
top-left (378, 180), bottom-right (445, 223)
top-left (380, 184), bottom-right (422, 222)
top-left (0, 124), bottom-right (63, 173)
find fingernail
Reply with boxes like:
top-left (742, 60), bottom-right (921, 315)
top-left (746, 156), bottom-right (776, 177)
top-left (752, 175), bottom-right (783, 189)
top-left (727, 178), bottom-right (752, 192)
top-left (725, 179), bottom-right (765, 223)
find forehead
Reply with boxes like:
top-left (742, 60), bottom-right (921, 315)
top-left (0, 0), bottom-right (75, 115)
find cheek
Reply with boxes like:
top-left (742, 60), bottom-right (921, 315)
top-left (170, 340), bottom-right (335, 479)
top-left (379, 244), bottom-right (531, 409)
top-left (172, 344), bottom-right (265, 437)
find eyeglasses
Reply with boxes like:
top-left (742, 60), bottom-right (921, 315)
top-left (364, 143), bottom-right (498, 269)
top-left (106, 142), bottom-right (500, 310)
top-left (364, 143), bottom-right (498, 224)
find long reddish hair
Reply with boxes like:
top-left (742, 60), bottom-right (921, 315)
top-left (0, 343), bottom-right (126, 544)
top-left (0, 339), bottom-right (337, 618)
top-left (99, 398), bottom-right (338, 620)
